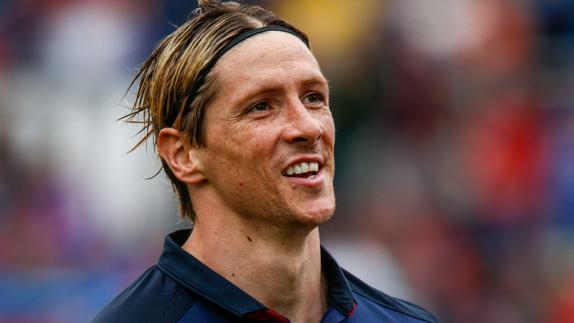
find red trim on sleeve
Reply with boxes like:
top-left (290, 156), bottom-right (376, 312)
top-left (245, 309), bottom-right (290, 323)
top-left (347, 302), bottom-right (357, 317)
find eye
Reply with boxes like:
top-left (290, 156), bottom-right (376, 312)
top-left (302, 92), bottom-right (326, 108)
top-left (247, 101), bottom-right (271, 114)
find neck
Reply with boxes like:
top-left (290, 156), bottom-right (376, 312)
top-left (183, 210), bottom-right (328, 323)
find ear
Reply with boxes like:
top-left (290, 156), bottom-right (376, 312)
top-left (157, 128), bottom-right (206, 184)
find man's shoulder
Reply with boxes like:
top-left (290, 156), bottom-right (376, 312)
top-left (342, 269), bottom-right (439, 323)
top-left (92, 266), bottom-right (197, 323)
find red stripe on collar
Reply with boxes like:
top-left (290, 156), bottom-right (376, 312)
top-left (245, 309), bottom-right (290, 323)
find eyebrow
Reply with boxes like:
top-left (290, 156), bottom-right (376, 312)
top-left (235, 74), bottom-right (329, 103)
top-left (301, 76), bottom-right (330, 89)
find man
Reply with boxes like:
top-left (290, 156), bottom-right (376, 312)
top-left (93, 1), bottom-right (438, 322)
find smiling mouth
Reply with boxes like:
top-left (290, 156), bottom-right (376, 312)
top-left (283, 161), bottom-right (320, 178)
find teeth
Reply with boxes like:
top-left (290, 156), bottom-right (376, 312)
top-left (310, 162), bottom-right (319, 172)
top-left (285, 162), bottom-right (320, 176)
top-left (294, 165), bottom-right (302, 174)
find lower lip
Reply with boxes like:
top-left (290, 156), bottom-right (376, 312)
top-left (284, 169), bottom-right (325, 188)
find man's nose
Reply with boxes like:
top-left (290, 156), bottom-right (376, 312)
top-left (282, 99), bottom-right (324, 144)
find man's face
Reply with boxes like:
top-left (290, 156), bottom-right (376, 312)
top-left (197, 31), bottom-right (335, 229)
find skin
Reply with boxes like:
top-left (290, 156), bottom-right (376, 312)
top-left (157, 31), bottom-right (335, 323)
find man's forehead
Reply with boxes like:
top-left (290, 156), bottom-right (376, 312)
top-left (213, 31), bottom-right (323, 83)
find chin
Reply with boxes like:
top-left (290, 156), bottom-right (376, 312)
top-left (291, 200), bottom-right (336, 227)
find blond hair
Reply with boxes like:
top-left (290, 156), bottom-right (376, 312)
top-left (124, 0), bottom-right (309, 221)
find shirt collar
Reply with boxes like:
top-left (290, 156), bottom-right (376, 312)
top-left (321, 247), bottom-right (357, 315)
top-left (157, 229), bottom-right (356, 318)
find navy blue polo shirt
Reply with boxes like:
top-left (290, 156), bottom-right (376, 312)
top-left (93, 230), bottom-right (438, 322)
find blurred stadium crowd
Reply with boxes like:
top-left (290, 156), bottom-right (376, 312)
top-left (1, 0), bottom-right (574, 322)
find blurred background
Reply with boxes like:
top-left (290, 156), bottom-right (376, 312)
top-left (1, 0), bottom-right (573, 322)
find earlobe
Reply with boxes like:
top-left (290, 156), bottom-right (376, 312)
top-left (157, 128), bottom-right (206, 184)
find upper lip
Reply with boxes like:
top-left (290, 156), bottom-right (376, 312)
top-left (282, 155), bottom-right (324, 175)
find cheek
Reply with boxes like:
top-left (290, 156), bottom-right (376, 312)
top-left (322, 115), bottom-right (336, 147)
top-left (215, 126), bottom-right (272, 176)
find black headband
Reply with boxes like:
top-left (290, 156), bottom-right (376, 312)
top-left (172, 25), bottom-right (310, 125)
